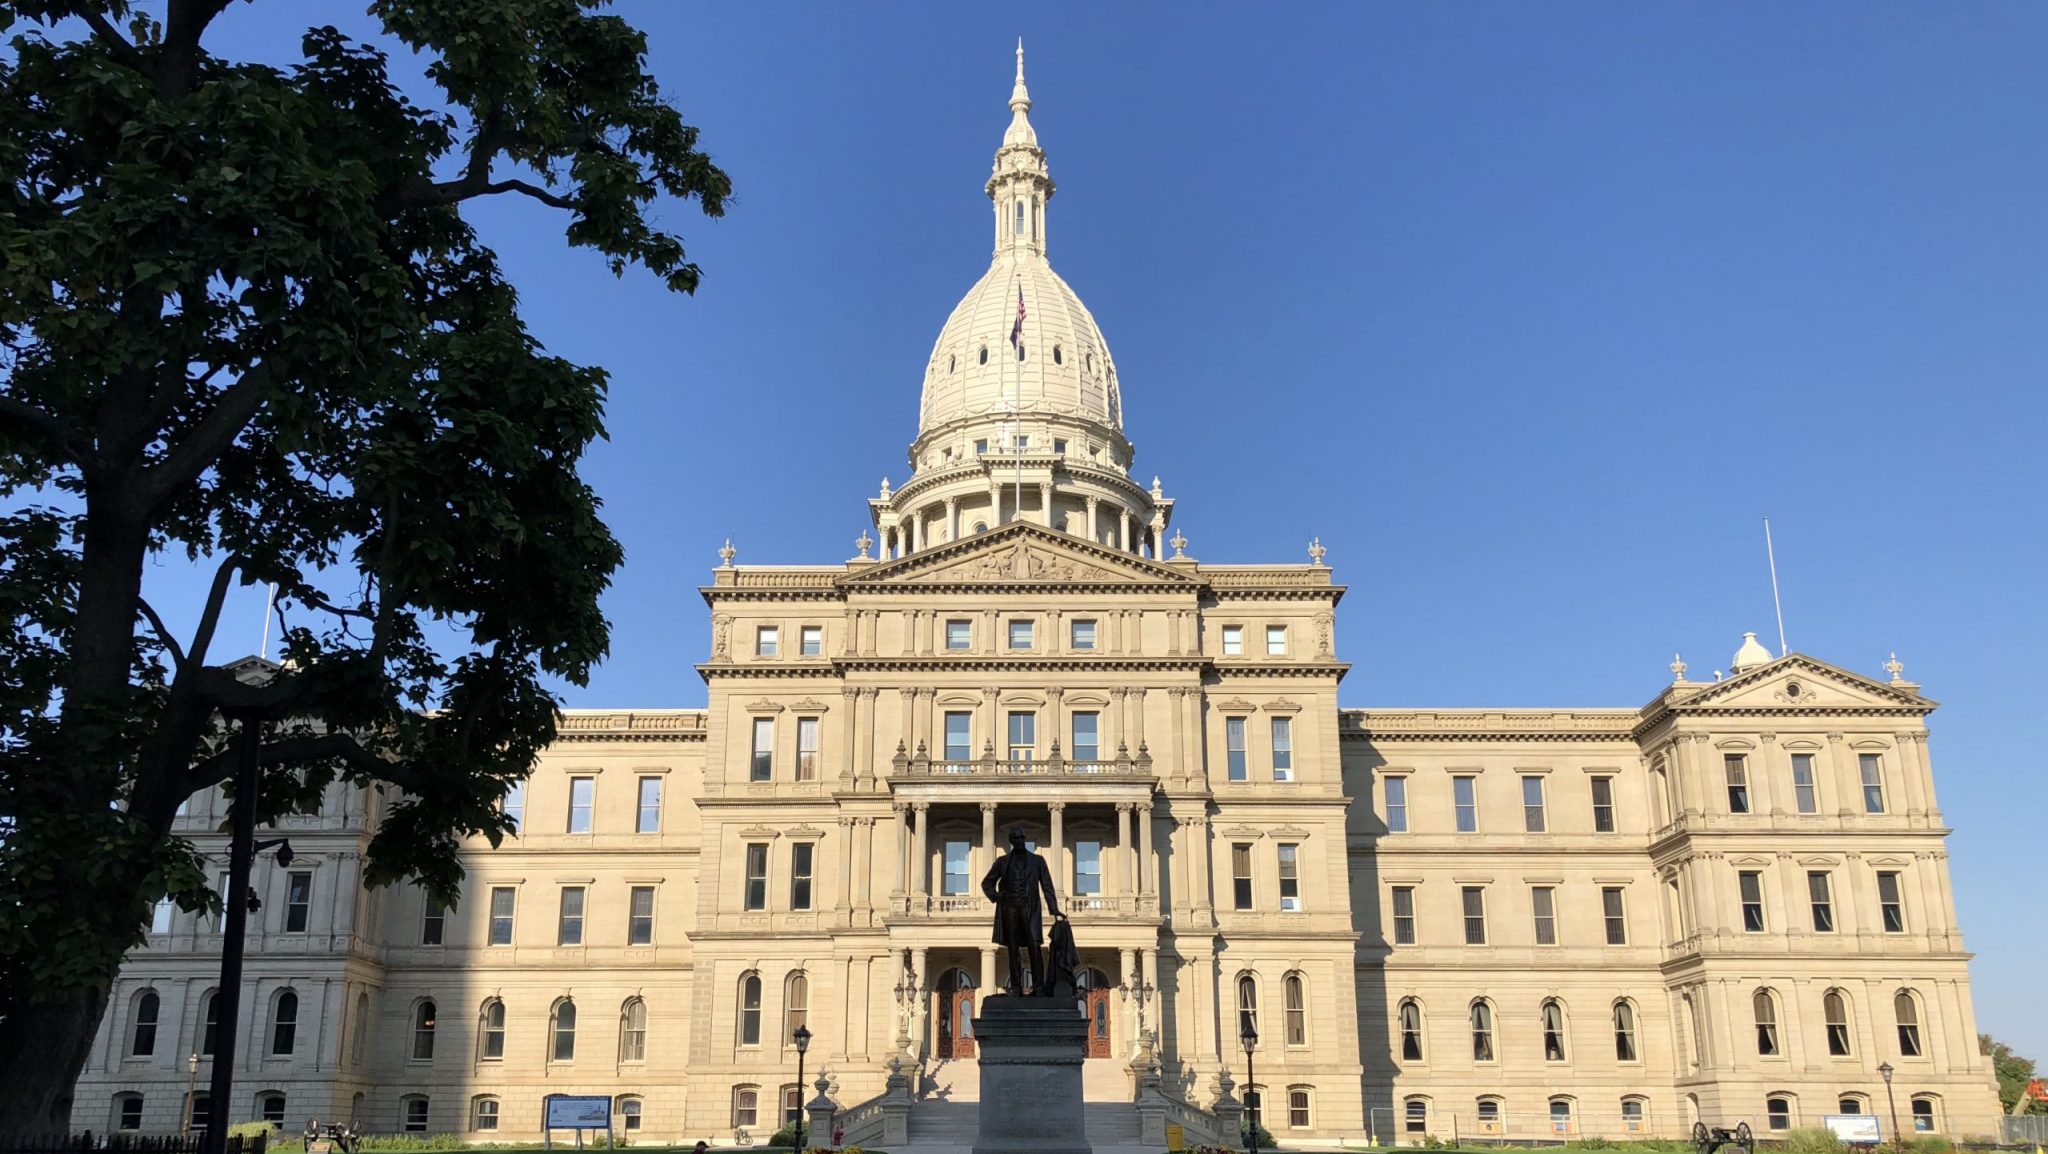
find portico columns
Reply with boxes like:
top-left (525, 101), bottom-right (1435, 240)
top-left (893, 804), bottom-right (910, 897)
top-left (1049, 802), bottom-right (1066, 899)
top-left (1137, 802), bottom-right (1155, 898)
top-left (981, 947), bottom-right (998, 993)
top-left (980, 802), bottom-right (998, 880)
top-left (945, 495), bottom-right (959, 543)
top-left (1116, 803), bottom-right (1134, 896)
top-left (1122, 509), bottom-right (1135, 553)
top-left (1038, 481), bottom-right (1053, 527)
top-left (911, 802), bottom-right (930, 908)
top-left (1086, 495), bottom-right (1100, 543)
top-left (1187, 816), bottom-right (1212, 913)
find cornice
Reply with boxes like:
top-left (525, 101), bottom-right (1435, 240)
top-left (552, 711), bottom-right (708, 743)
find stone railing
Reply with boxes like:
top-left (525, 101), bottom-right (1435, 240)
top-left (1134, 1077), bottom-right (1225, 1147)
top-left (898, 746), bottom-right (1154, 780)
top-left (830, 1063), bottom-right (914, 1149)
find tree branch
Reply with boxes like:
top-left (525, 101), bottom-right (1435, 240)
top-left (136, 596), bottom-right (189, 671)
top-left (142, 362), bottom-right (272, 508)
top-left (183, 555), bottom-right (239, 670)
top-left (0, 394), bottom-right (90, 466)
top-left (383, 175), bottom-right (577, 214)
top-left (73, 8), bottom-right (147, 74)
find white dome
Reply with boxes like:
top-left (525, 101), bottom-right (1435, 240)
top-left (918, 252), bottom-right (1123, 436)
top-left (1730, 631), bottom-right (1774, 673)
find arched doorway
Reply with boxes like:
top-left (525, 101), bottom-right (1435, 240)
top-left (936, 968), bottom-right (977, 1059)
top-left (1078, 968), bottom-right (1112, 1058)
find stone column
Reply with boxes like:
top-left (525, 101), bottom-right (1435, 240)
top-left (1038, 481), bottom-right (1053, 528)
top-left (982, 684), bottom-right (1000, 756)
top-left (989, 480), bottom-right (1002, 526)
top-left (1129, 687), bottom-right (1147, 752)
top-left (840, 817), bottom-right (856, 912)
top-left (840, 686), bottom-right (861, 788)
top-left (911, 802), bottom-right (931, 908)
top-left (899, 687), bottom-right (917, 760)
top-left (855, 817), bottom-right (874, 912)
top-left (981, 802), bottom-right (998, 880)
top-left (1187, 817), bottom-right (1212, 912)
top-left (945, 495), bottom-right (960, 543)
top-left (981, 947), bottom-right (998, 993)
top-left (860, 687), bottom-right (880, 783)
top-left (1049, 802), bottom-right (1067, 900)
top-left (1122, 509), bottom-right (1134, 553)
top-left (1048, 687), bottom-right (1065, 755)
top-left (1086, 496), bottom-right (1099, 543)
top-left (1137, 802), bottom-right (1155, 897)
top-left (1117, 804), bottom-right (1135, 896)
top-left (911, 510), bottom-right (924, 553)
top-left (893, 804), bottom-right (910, 898)
top-left (1676, 734), bottom-right (1706, 816)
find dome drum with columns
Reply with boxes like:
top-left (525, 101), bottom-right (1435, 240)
top-left (872, 42), bottom-right (1169, 561)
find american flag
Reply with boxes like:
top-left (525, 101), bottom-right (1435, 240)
top-left (1009, 284), bottom-right (1025, 348)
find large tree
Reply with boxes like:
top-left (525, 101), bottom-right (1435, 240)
top-left (0, 0), bottom-right (729, 1131)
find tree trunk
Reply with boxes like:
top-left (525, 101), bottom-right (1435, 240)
top-left (0, 988), bottom-right (112, 1135)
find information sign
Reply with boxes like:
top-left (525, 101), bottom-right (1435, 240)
top-left (545, 1095), bottom-right (614, 1130)
top-left (1824, 1115), bottom-right (1883, 1145)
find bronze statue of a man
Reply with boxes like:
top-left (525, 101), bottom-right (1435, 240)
top-left (981, 826), bottom-right (1062, 995)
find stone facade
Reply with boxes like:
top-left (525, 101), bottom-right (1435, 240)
top-left (73, 44), bottom-right (1999, 1149)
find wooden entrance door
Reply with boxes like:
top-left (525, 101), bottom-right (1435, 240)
top-left (948, 988), bottom-right (976, 1057)
top-left (1085, 986), bottom-right (1112, 1058)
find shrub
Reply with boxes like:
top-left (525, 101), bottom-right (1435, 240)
top-left (1239, 1120), bottom-right (1277, 1149)
top-left (1904, 1138), bottom-right (1955, 1154)
top-left (1770, 1128), bottom-right (1846, 1154)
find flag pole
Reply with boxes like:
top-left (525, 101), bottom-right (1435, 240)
top-left (1764, 517), bottom-right (1788, 657)
top-left (1013, 276), bottom-right (1024, 525)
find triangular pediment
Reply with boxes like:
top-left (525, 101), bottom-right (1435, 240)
top-left (1670, 655), bottom-right (1932, 713)
top-left (841, 522), bottom-right (1200, 588)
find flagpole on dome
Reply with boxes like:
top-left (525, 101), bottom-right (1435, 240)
top-left (1012, 275), bottom-right (1025, 525)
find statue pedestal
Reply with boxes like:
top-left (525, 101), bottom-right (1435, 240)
top-left (971, 996), bottom-right (1090, 1154)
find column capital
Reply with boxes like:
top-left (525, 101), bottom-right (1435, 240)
top-left (912, 801), bottom-right (930, 813)
top-left (893, 802), bottom-right (910, 815)
top-left (1048, 686), bottom-right (1065, 700)
top-left (1827, 731), bottom-right (1844, 742)
top-left (1137, 801), bottom-right (1153, 815)
top-left (1115, 801), bottom-right (1135, 813)
top-left (1180, 815), bottom-right (1208, 829)
top-left (839, 816), bottom-right (856, 828)
top-left (1047, 801), bottom-right (1066, 813)
top-left (979, 801), bottom-right (999, 814)
top-left (842, 686), bottom-right (860, 700)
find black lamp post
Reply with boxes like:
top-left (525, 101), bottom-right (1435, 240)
top-left (792, 1024), bottom-right (813, 1151)
top-left (1879, 1061), bottom-right (1901, 1151)
top-left (182, 1053), bottom-right (199, 1138)
top-left (1241, 1018), bottom-right (1260, 1154)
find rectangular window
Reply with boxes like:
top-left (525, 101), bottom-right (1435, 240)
top-left (1877, 871), bottom-right (1906, 933)
top-left (1384, 777), bottom-right (1408, 832)
top-left (555, 886), bottom-right (586, 946)
top-left (1072, 712), bottom-right (1099, 764)
top-left (1532, 886), bottom-right (1557, 945)
top-left (1266, 625), bottom-right (1287, 656)
top-left (628, 885), bottom-right (655, 945)
top-left (750, 718), bottom-right (774, 781)
top-left (1222, 625), bottom-right (1243, 656)
top-left (1007, 711), bottom-right (1036, 760)
top-left (1591, 776), bottom-right (1616, 832)
top-left (744, 843), bottom-right (769, 911)
top-left (1232, 844), bottom-right (1255, 910)
top-left (1270, 717), bottom-right (1294, 781)
top-left (946, 620), bottom-right (971, 650)
top-left (944, 712), bottom-right (972, 763)
top-left (284, 872), bottom-right (312, 933)
top-left (1521, 775), bottom-right (1547, 832)
top-left (502, 780), bottom-right (525, 833)
top-left (1462, 886), bottom-right (1487, 945)
top-left (1453, 775), bottom-right (1478, 832)
top-left (1278, 843), bottom-right (1301, 911)
top-left (1725, 755), bottom-right (1750, 813)
top-left (1602, 886), bottom-right (1628, 945)
top-left (1008, 619), bottom-right (1034, 649)
top-left (149, 897), bottom-right (173, 934)
top-left (796, 717), bottom-right (819, 781)
top-left (1070, 619), bottom-right (1096, 650)
top-left (943, 840), bottom-right (971, 896)
top-left (1391, 886), bottom-right (1416, 945)
top-left (1791, 753), bottom-right (1819, 814)
top-left (213, 870), bottom-right (230, 932)
top-left (1860, 753), bottom-right (1887, 813)
top-left (756, 626), bottom-right (778, 657)
top-left (1226, 717), bottom-right (1248, 781)
top-left (1075, 841), bottom-right (1102, 896)
top-left (800, 625), bottom-right (822, 656)
top-left (1738, 870), bottom-right (1766, 932)
top-left (1289, 1090), bottom-right (1310, 1129)
top-left (488, 886), bottom-right (516, 945)
top-left (421, 901), bottom-right (445, 946)
top-left (1807, 870), bottom-right (1835, 933)
top-left (973, 439), bottom-right (988, 456)
top-left (790, 843), bottom-right (814, 910)
top-left (568, 776), bottom-right (594, 833)
top-left (636, 776), bottom-right (662, 834)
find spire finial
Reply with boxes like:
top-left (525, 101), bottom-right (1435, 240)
top-left (1014, 37), bottom-right (1028, 105)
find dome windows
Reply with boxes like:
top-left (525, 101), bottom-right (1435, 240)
top-left (949, 354), bottom-right (956, 373)
top-left (1053, 345), bottom-right (1063, 365)
top-left (1016, 343), bottom-right (1025, 362)
top-left (979, 346), bottom-right (988, 365)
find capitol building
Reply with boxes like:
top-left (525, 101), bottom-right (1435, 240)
top-left (77, 48), bottom-right (2000, 1149)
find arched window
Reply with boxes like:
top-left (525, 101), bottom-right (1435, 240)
top-left (1621, 1097), bottom-right (1649, 1134)
top-left (471, 1096), bottom-right (500, 1133)
top-left (1477, 1097), bottom-right (1503, 1134)
top-left (258, 1092), bottom-right (286, 1129)
top-left (402, 1095), bottom-right (429, 1134)
top-left (621, 997), bottom-right (648, 1063)
top-left (1236, 974), bottom-right (1259, 1040)
top-left (1766, 1095), bottom-right (1794, 1131)
top-left (1549, 1097), bottom-right (1575, 1136)
top-left (550, 998), bottom-right (577, 1061)
top-left (113, 1093), bottom-right (145, 1132)
top-left (1755, 989), bottom-right (1781, 1056)
top-left (1894, 990), bottom-right (1923, 1057)
top-left (1031, 196), bottom-right (1040, 241)
top-left (1014, 200), bottom-right (1026, 236)
top-left (131, 989), bottom-right (161, 1056)
top-left (1613, 1000), bottom-right (1639, 1062)
top-left (1683, 992), bottom-right (1704, 1067)
top-left (1053, 345), bottom-right (1063, 365)
top-left (270, 989), bottom-right (298, 1056)
top-left (1403, 1097), bottom-right (1429, 1136)
top-left (201, 990), bottom-right (220, 1057)
top-left (1016, 342), bottom-right (1025, 362)
top-left (1541, 998), bottom-right (1568, 1062)
top-left (1839, 1095), bottom-right (1868, 1115)
top-left (619, 1096), bottom-right (643, 1133)
top-left (979, 346), bottom-right (988, 365)
top-left (785, 972), bottom-right (809, 1044)
top-left (948, 354), bottom-right (956, 373)
top-left (479, 998), bottom-right (506, 1060)
top-left (1910, 1095), bottom-right (1939, 1133)
top-left (1398, 998), bottom-right (1423, 1062)
top-left (1283, 973), bottom-right (1307, 1047)
top-left (348, 992), bottom-right (366, 1068)
top-left (411, 1000), bottom-right (436, 1061)
top-left (732, 1085), bottom-right (760, 1129)
top-left (739, 973), bottom-right (763, 1047)
top-left (1824, 989), bottom-right (1852, 1056)
top-left (1470, 1000), bottom-right (1495, 1062)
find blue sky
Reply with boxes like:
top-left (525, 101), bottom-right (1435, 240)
top-left (156, 4), bottom-right (2046, 1058)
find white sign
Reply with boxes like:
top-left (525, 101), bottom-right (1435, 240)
top-left (1824, 1115), bottom-right (1883, 1144)
top-left (545, 1095), bottom-right (613, 1130)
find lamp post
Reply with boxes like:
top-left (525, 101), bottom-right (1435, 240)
top-left (1879, 1061), bottom-right (1901, 1152)
top-left (182, 1053), bottom-right (199, 1137)
top-left (893, 953), bottom-right (920, 1058)
top-left (792, 1024), bottom-right (813, 1152)
top-left (1240, 1018), bottom-right (1260, 1154)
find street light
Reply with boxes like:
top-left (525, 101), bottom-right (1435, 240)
top-left (1240, 1018), bottom-right (1260, 1154)
top-left (182, 1054), bottom-right (199, 1137)
top-left (1879, 1061), bottom-right (1901, 1152)
top-left (792, 1024), bottom-right (813, 1152)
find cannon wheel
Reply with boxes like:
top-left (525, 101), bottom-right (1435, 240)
top-left (1736, 1122), bottom-right (1754, 1146)
top-left (1694, 1122), bottom-right (1711, 1147)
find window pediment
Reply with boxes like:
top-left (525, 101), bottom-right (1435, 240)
top-left (737, 826), bottom-right (782, 840)
top-left (788, 698), bottom-right (832, 714)
top-left (743, 700), bottom-right (784, 714)
top-left (1262, 698), bottom-right (1304, 714)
